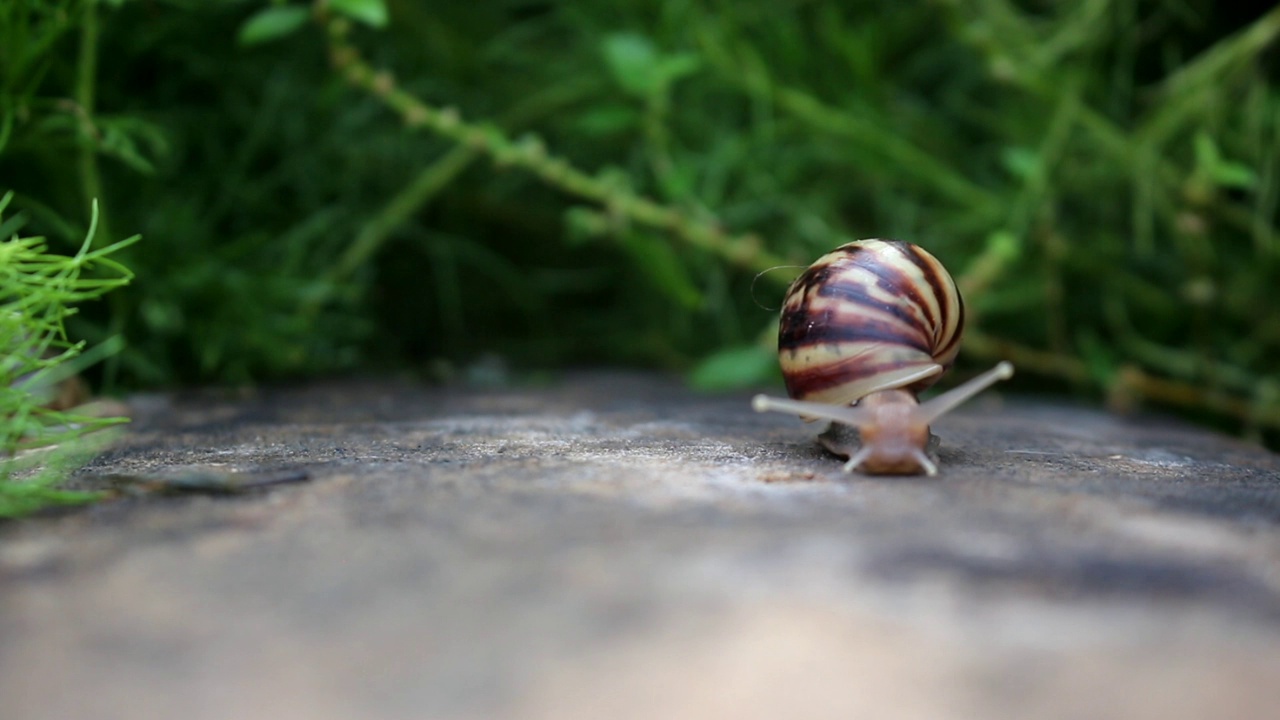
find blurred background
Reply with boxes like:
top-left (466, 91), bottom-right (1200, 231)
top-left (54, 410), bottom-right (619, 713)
top-left (2, 0), bottom-right (1278, 443)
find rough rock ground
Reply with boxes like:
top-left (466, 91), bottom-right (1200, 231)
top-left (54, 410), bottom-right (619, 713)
top-left (2, 373), bottom-right (1279, 720)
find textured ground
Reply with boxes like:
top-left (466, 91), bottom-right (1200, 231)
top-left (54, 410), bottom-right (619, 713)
top-left (2, 373), bottom-right (1279, 720)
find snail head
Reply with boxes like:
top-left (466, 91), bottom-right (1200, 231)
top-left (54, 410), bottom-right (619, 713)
top-left (753, 361), bottom-right (1013, 476)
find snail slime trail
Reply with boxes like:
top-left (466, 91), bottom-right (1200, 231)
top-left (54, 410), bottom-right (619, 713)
top-left (752, 239), bottom-right (1014, 476)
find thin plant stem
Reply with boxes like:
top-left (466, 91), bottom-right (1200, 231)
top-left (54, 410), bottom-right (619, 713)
top-left (332, 145), bottom-right (478, 285)
top-left (321, 14), bottom-right (785, 274)
top-left (75, 0), bottom-right (109, 246)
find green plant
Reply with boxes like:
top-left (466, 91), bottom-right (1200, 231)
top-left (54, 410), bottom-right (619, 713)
top-left (0, 193), bottom-right (136, 518)
top-left (289, 0), bottom-right (1280, 440)
top-left (4, 0), bottom-right (1279, 447)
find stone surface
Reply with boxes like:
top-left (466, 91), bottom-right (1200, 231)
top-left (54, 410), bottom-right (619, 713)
top-left (2, 372), bottom-right (1279, 720)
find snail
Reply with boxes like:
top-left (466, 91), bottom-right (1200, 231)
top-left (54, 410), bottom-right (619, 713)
top-left (751, 239), bottom-right (1013, 476)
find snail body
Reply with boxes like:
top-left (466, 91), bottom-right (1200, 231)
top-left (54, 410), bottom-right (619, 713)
top-left (752, 239), bottom-right (1012, 475)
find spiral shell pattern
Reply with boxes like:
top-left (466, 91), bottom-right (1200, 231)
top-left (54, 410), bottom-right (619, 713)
top-left (778, 239), bottom-right (964, 406)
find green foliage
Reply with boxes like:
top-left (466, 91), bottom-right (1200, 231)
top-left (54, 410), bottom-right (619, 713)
top-left (329, 0), bottom-right (387, 28)
top-left (237, 5), bottom-right (311, 46)
top-left (602, 33), bottom-right (701, 99)
top-left (239, 0), bottom-right (387, 45)
top-left (0, 193), bottom-right (136, 518)
top-left (1, 0), bottom-right (1278, 441)
top-left (689, 343), bottom-right (778, 392)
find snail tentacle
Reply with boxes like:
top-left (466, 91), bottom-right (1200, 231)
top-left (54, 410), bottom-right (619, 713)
top-left (842, 445), bottom-right (874, 474)
top-left (914, 361), bottom-right (1015, 425)
top-left (752, 394), bottom-right (872, 426)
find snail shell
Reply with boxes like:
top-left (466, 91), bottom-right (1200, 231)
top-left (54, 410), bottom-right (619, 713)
top-left (753, 239), bottom-right (1012, 475)
top-left (779, 239), bottom-right (963, 406)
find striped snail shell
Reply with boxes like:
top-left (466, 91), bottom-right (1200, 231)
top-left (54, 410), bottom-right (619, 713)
top-left (752, 239), bottom-right (1013, 476)
top-left (778, 239), bottom-right (964, 405)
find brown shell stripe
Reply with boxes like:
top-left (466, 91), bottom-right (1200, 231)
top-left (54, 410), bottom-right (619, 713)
top-left (889, 241), bottom-right (964, 368)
